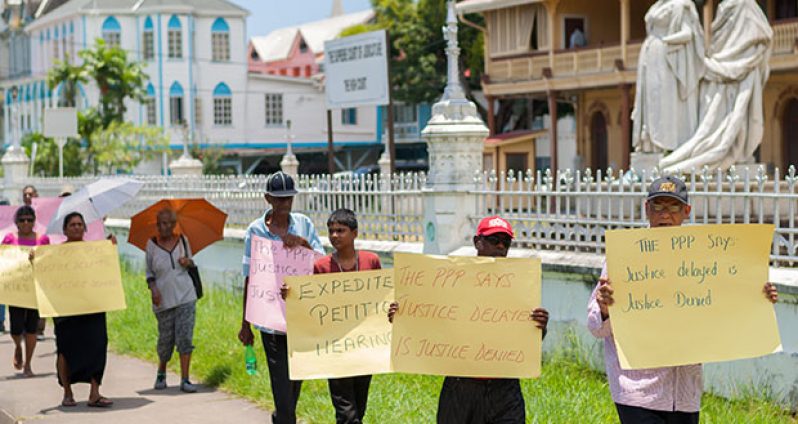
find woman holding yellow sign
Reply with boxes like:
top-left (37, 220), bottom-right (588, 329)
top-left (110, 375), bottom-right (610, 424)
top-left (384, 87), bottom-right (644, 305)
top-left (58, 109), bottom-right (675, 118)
top-left (3, 205), bottom-right (49, 377)
top-left (53, 212), bottom-right (114, 408)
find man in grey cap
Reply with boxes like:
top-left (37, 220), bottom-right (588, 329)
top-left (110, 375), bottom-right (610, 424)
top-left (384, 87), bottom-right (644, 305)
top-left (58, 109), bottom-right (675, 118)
top-left (587, 175), bottom-right (779, 423)
top-left (238, 171), bottom-right (323, 424)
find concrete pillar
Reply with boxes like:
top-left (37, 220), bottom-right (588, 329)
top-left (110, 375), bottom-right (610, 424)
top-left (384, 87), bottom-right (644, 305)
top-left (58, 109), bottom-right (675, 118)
top-left (422, 1), bottom-right (489, 255)
top-left (169, 155), bottom-right (203, 176)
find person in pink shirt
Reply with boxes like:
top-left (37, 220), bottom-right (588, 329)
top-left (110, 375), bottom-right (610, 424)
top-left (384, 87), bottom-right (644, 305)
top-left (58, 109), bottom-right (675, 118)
top-left (3, 205), bottom-right (50, 377)
top-left (587, 176), bottom-right (779, 423)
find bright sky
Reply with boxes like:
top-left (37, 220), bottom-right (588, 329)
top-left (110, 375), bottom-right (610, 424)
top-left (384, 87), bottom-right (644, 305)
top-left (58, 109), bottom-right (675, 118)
top-left (233, 0), bottom-right (373, 40)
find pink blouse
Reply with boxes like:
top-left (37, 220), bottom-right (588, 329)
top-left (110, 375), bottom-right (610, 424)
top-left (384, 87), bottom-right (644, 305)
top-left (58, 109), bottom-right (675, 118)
top-left (2, 232), bottom-right (50, 247)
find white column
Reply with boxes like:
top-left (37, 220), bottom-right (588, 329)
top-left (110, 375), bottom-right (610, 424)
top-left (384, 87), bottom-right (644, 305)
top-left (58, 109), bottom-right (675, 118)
top-left (422, 1), bottom-right (489, 255)
top-left (2, 90), bottom-right (31, 204)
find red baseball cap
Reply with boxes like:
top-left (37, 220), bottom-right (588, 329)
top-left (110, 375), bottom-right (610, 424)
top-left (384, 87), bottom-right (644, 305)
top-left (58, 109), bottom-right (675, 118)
top-left (476, 216), bottom-right (514, 239)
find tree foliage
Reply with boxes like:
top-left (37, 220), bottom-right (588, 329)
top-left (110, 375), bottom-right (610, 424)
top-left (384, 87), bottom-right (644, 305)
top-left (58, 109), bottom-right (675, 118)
top-left (22, 133), bottom-right (83, 177)
top-left (91, 122), bottom-right (170, 174)
top-left (44, 38), bottom-right (164, 175)
top-left (343, 0), bottom-right (485, 105)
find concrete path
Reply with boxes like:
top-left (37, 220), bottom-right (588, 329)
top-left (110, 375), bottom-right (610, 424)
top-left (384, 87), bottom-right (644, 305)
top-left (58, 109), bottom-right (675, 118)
top-left (0, 328), bottom-right (271, 423)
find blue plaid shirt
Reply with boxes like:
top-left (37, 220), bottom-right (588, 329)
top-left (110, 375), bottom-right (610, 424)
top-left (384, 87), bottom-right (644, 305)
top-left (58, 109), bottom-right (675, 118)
top-left (242, 209), bottom-right (324, 334)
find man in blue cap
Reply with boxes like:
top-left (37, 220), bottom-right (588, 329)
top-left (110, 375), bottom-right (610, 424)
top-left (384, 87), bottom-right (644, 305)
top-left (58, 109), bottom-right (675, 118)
top-left (238, 171), bottom-right (324, 424)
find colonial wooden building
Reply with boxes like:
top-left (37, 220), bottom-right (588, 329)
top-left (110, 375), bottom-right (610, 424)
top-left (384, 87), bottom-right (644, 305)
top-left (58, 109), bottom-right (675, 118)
top-left (457, 0), bottom-right (798, 172)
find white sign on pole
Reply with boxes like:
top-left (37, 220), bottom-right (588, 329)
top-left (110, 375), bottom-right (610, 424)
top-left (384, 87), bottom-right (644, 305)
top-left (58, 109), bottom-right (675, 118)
top-left (43, 108), bottom-right (79, 142)
top-left (324, 30), bottom-right (390, 109)
top-left (43, 108), bottom-right (78, 178)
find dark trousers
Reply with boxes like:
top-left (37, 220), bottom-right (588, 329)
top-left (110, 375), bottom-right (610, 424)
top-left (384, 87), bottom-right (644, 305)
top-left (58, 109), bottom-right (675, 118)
top-left (616, 404), bottom-right (700, 424)
top-left (437, 377), bottom-right (525, 424)
top-left (328, 375), bottom-right (372, 423)
top-left (261, 332), bottom-right (302, 424)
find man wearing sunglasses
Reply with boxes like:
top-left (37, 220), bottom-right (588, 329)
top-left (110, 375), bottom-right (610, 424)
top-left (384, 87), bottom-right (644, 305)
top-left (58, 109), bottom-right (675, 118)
top-left (587, 176), bottom-right (779, 424)
top-left (389, 216), bottom-right (549, 423)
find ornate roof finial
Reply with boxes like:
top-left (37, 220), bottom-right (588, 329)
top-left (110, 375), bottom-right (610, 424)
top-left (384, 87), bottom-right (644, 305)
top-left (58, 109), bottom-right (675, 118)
top-left (441, 0), bottom-right (465, 101)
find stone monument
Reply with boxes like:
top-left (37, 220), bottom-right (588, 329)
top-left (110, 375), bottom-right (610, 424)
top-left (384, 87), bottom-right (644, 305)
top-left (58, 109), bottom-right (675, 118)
top-left (631, 0), bottom-right (704, 174)
top-left (660, 0), bottom-right (772, 172)
top-left (421, 1), bottom-right (489, 254)
top-left (2, 86), bottom-right (31, 203)
top-left (169, 127), bottom-right (203, 176)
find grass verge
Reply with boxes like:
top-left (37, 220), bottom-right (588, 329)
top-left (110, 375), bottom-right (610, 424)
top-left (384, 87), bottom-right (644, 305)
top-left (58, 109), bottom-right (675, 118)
top-left (108, 269), bottom-right (796, 423)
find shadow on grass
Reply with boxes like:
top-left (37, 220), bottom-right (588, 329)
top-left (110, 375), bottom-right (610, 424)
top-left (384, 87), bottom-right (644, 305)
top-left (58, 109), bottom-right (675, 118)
top-left (204, 364), bottom-right (232, 388)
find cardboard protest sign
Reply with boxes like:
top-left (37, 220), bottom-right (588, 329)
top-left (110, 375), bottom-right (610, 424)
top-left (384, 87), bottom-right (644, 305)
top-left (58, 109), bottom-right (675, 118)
top-left (285, 269), bottom-right (394, 379)
top-left (33, 240), bottom-right (126, 317)
top-left (0, 246), bottom-right (36, 308)
top-left (605, 224), bottom-right (781, 369)
top-left (246, 236), bottom-right (319, 332)
top-left (390, 253), bottom-right (542, 379)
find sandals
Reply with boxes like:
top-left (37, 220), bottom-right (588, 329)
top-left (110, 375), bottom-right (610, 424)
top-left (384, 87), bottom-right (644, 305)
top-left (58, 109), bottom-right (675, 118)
top-left (61, 396), bottom-right (77, 407)
top-left (87, 396), bottom-right (113, 408)
top-left (12, 346), bottom-right (22, 370)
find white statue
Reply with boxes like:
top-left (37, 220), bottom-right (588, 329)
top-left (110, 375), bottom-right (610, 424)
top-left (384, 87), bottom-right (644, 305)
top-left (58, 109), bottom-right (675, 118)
top-left (661, 0), bottom-right (773, 172)
top-left (632, 0), bottom-right (705, 153)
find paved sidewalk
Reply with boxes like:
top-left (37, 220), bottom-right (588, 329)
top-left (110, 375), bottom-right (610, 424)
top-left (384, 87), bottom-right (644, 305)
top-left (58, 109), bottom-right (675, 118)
top-left (0, 328), bottom-right (272, 423)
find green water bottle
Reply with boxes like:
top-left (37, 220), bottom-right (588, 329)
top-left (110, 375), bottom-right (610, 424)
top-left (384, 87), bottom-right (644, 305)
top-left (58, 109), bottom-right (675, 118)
top-left (245, 344), bottom-right (257, 375)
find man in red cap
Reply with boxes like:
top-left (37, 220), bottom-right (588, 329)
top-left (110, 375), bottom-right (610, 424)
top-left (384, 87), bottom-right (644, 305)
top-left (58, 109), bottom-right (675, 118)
top-left (389, 216), bottom-right (549, 424)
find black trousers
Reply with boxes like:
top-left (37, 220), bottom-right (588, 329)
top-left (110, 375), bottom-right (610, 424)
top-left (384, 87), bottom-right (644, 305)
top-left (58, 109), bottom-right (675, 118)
top-left (328, 375), bottom-right (372, 423)
top-left (437, 377), bottom-right (525, 424)
top-left (9, 306), bottom-right (39, 336)
top-left (261, 332), bottom-right (303, 424)
top-left (616, 404), bottom-right (700, 424)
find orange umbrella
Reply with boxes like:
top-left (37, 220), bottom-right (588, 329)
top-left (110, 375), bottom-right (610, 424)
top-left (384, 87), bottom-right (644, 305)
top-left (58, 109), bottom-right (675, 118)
top-left (128, 199), bottom-right (228, 254)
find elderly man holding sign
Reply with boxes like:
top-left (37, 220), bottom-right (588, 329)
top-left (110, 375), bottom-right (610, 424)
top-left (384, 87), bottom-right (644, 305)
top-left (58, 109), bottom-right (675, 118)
top-left (588, 176), bottom-right (779, 423)
top-left (238, 172), bottom-right (324, 424)
top-left (389, 216), bottom-right (549, 424)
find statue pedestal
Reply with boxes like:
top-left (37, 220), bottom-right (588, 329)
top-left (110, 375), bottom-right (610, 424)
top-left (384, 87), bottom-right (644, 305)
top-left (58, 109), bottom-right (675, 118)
top-left (280, 153), bottom-right (299, 177)
top-left (630, 152), bottom-right (663, 176)
top-left (2, 147), bottom-right (31, 203)
top-left (169, 155), bottom-right (203, 176)
top-left (732, 163), bottom-right (767, 177)
top-left (378, 151), bottom-right (392, 177)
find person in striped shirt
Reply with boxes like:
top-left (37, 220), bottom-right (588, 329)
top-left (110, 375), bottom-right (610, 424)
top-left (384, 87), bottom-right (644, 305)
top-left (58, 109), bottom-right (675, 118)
top-left (588, 176), bottom-right (779, 423)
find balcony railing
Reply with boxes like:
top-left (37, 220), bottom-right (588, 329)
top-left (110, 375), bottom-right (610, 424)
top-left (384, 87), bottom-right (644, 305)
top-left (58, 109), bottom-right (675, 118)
top-left (488, 19), bottom-right (798, 85)
top-left (773, 19), bottom-right (798, 54)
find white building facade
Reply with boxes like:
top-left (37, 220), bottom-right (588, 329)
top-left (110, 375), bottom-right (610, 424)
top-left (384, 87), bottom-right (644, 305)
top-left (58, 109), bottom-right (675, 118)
top-left (1, 0), bottom-right (380, 175)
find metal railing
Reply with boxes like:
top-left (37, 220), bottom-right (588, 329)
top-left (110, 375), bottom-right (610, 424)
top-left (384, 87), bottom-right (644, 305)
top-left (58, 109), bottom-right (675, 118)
top-left (471, 166), bottom-right (798, 265)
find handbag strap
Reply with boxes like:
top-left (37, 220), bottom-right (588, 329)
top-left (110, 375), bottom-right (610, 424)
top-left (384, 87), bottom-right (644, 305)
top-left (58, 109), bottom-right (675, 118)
top-left (179, 234), bottom-right (189, 259)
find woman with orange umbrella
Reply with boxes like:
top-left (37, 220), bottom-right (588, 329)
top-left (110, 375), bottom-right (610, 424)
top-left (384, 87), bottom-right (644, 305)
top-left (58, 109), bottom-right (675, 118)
top-left (131, 199), bottom-right (226, 392)
top-left (145, 208), bottom-right (199, 393)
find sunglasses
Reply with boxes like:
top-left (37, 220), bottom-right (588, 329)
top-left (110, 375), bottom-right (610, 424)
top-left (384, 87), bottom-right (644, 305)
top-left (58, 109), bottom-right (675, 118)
top-left (482, 234), bottom-right (512, 246)
top-left (16, 217), bottom-right (34, 223)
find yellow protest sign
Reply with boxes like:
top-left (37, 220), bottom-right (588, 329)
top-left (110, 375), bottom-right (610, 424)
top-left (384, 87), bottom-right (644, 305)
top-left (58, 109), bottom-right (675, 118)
top-left (0, 246), bottom-right (36, 309)
top-left (606, 224), bottom-right (781, 370)
top-left (285, 269), bottom-right (394, 380)
top-left (33, 240), bottom-right (126, 317)
top-left (390, 253), bottom-right (542, 379)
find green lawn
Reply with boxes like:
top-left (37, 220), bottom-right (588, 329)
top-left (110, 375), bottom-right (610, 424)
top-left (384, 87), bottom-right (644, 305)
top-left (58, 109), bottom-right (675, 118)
top-left (108, 268), bottom-right (796, 423)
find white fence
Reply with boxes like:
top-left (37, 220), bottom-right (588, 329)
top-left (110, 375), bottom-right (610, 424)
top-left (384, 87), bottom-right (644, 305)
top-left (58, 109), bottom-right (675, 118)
top-left (25, 173), bottom-right (428, 241)
top-left (23, 165), bottom-right (798, 264)
top-left (472, 166), bottom-right (798, 266)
